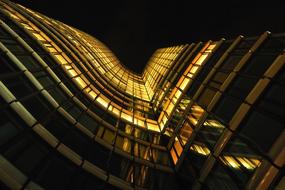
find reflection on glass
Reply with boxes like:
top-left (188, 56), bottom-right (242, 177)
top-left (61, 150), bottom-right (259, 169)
top-left (170, 148), bottom-right (178, 164)
top-left (204, 119), bottom-right (225, 129)
top-left (220, 155), bottom-right (261, 170)
top-left (188, 104), bottom-right (205, 126)
top-left (179, 121), bottom-right (193, 145)
top-left (174, 138), bottom-right (183, 156)
top-left (190, 143), bottom-right (211, 156)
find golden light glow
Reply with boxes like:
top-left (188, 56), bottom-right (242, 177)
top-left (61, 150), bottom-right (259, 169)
top-left (54, 54), bottom-right (68, 64)
top-left (195, 54), bottom-right (209, 66)
top-left (88, 91), bottom-right (97, 99)
top-left (122, 138), bottom-right (131, 153)
top-left (179, 122), bottom-right (193, 145)
top-left (220, 155), bottom-right (261, 170)
top-left (67, 69), bottom-right (77, 77)
top-left (204, 119), bottom-right (225, 128)
top-left (180, 78), bottom-right (190, 90)
top-left (74, 77), bottom-right (88, 88)
top-left (170, 148), bottom-right (178, 164)
top-left (33, 33), bottom-right (46, 41)
top-left (5, 3), bottom-right (219, 136)
top-left (6, 6), bottom-right (265, 184)
top-left (188, 115), bottom-right (198, 125)
top-left (190, 143), bottom-right (211, 156)
top-left (147, 121), bottom-right (160, 132)
top-left (191, 104), bottom-right (205, 118)
top-left (96, 95), bottom-right (109, 109)
top-left (157, 43), bottom-right (216, 131)
top-left (174, 139), bottom-right (183, 156)
top-left (121, 112), bottom-right (133, 123)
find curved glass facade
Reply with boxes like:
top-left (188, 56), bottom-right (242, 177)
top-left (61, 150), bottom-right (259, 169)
top-left (0, 0), bottom-right (284, 189)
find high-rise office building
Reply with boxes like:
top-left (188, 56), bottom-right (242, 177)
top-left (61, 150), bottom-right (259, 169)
top-left (0, 0), bottom-right (284, 189)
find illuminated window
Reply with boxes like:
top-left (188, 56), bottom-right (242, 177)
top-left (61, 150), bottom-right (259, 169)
top-left (96, 95), bottom-right (109, 109)
top-left (195, 54), bottom-right (208, 66)
top-left (180, 78), bottom-right (190, 90)
top-left (190, 144), bottom-right (210, 156)
top-left (220, 156), bottom-right (261, 170)
top-left (179, 122), bottom-right (193, 145)
top-left (74, 77), bottom-right (87, 88)
top-left (54, 54), bottom-right (68, 64)
top-left (122, 138), bottom-right (131, 153)
top-left (67, 69), bottom-right (77, 77)
top-left (174, 140), bottom-right (183, 156)
top-left (87, 90), bottom-right (97, 99)
top-left (147, 121), bottom-right (159, 132)
top-left (170, 148), bottom-right (178, 164)
top-left (165, 102), bottom-right (175, 116)
top-left (121, 112), bottom-right (133, 123)
top-left (33, 33), bottom-right (46, 41)
top-left (190, 66), bottom-right (199, 74)
top-left (204, 119), bottom-right (225, 128)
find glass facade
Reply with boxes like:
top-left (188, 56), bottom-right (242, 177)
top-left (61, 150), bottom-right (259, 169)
top-left (0, 1), bottom-right (284, 189)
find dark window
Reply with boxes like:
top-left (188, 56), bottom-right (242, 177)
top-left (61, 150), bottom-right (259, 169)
top-left (226, 76), bottom-right (258, 100)
top-left (213, 95), bottom-right (242, 123)
top-left (198, 88), bottom-right (216, 108)
top-left (239, 111), bottom-right (283, 153)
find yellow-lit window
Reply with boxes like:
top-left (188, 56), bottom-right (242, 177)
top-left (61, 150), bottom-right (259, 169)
top-left (187, 73), bottom-right (194, 78)
top-left (98, 66), bottom-right (105, 74)
top-left (195, 54), bottom-right (208, 66)
top-left (108, 104), bottom-right (114, 112)
top-left (236, 157), bottom-right (254, 170)
top-left (47, 47), bottom-right (57, 53)
top-left (88, 90), bottom-right (97, 99)
top-left (179, 122), bottom-right (193, 145)
top-left (221, 156), bottom-right (260, 170)
top-left (8, 12), bottom-right (20, 20)
top-left (84, 87), bottom-right (91, 93)
top-left (121, 112), bottom-right (133, 123)
top-left (21, 23), bottom-right (33, 30)
top-left (124, 124), bottom-right (133, 134)
top-left (173, 90), bottom-right (182, 104)
top-left (180, 77), bottom-right (190, 91)
top-left (112, 106), bottom-right (121, 116)
top-left (159, 121), bottom-right (165, 131)
top-left (220, 156), bottom-right (241, 169)
top-left (190, 66), bottom-right (199, 74)
top-left (134, 117), bottom-right (145, 128)
top-left (188, 115), bottom-right (198, 126)
top-left (162, 114), bottom-right (168, 126)
top-left (147, 122), bottom-right (159, 132)
top-left (96, 95), bottom-right (109, 108)
top-left (122, 138), bottom-right (131, 153)
top-left (165, 102), bottom-right (174, 116)
top-left (33, 33), bottom-right (46, 41)
top-left (54, 54), bottom-right (68, 64)
top-left (190, 144), bottom-right (210, 156)
top-left (137, 119), bottom-right (145, 128)
top-left (64, 65), bottom-right (72, 70)
top-left (174, 140), bottom-right (183, 157)
top-left (170, 148), bottom-right (178, 165)
top-left (115, 135), bottom-right (124, 149)
top-left (204, 119), bottom-right (225, 128)
top-left (74, 77), bottom-right (87, 88)
top-left (206, 44), bottom-right (216, 52)
top-left (67, 69), bottom-right (77, 77)
top-left (134, 143), bottom-right (139, 157)
top-left (192, 106), bottom-right (204, 119)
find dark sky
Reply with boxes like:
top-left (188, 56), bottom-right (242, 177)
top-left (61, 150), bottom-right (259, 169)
top-left (11, 0), bottom-right (285, 73)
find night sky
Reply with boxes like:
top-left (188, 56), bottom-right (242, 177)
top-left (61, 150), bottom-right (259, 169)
top-left (11, 0), bottom-right (285, 73)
